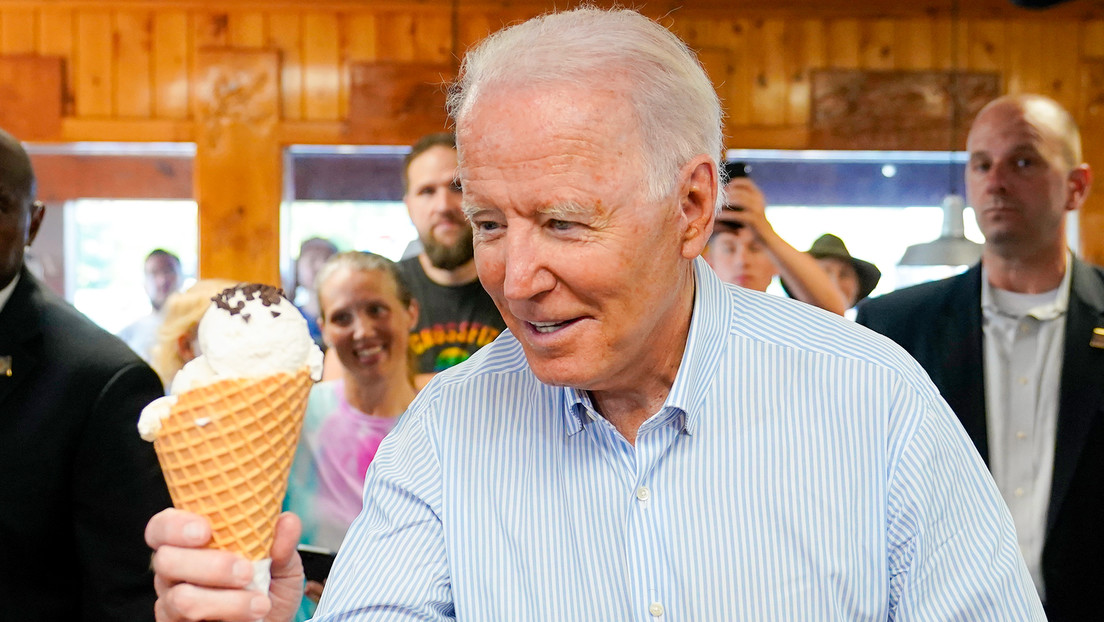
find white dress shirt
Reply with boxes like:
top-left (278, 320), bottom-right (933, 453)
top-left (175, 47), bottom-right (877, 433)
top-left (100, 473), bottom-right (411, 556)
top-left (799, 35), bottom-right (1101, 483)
top-left (314, 257), bottom-right (1042, 621)
top-left (981, 259), bottom-right (1070, 600)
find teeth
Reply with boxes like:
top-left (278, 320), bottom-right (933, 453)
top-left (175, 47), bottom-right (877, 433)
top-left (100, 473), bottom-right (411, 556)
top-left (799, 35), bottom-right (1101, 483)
top-left (356, 346), bottom-right (383, 358)
top-left (531, 321), bottom-right (564, 334)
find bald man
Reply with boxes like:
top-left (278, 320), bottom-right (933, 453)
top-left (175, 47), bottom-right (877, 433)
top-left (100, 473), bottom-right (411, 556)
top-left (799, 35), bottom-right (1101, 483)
top-left (857, 94), bottom-right (1099, 620)
top-left (0, 127), bottom-right (171, 620)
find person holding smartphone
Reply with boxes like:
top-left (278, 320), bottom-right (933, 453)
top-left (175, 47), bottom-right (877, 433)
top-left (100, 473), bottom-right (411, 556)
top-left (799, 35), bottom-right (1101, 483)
top-left (702, 162), bottom-right (848, 315)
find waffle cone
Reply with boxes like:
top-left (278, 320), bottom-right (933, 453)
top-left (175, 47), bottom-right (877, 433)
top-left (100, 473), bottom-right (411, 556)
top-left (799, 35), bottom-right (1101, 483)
top-left (154, 367), bottom-right (313, 561)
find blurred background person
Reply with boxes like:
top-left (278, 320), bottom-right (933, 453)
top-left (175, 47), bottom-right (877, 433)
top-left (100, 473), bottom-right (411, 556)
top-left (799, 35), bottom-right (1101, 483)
top-left (782, 233), bottom-right (881, 311)
top-left (290, 237), bottom-right (339, 350)
top-left (117, 248), bottom-right (182, 361)
top-left (704, 164), bottom-right (847, 315)
top-left (149, 278), bottom-right (238, 390)
top-left (284, 251), bottom-right (419, 619)
top-left (397, 132), bottom-right (505, 389)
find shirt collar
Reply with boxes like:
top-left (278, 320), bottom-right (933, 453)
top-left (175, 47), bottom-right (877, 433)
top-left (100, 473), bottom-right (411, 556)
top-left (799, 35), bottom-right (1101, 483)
top-left (981, 251), bottom-right (1071, 322)
top-left (561, 257), bottom-right (730, 437)
top-left (0, 272), bottom-right (20, 315)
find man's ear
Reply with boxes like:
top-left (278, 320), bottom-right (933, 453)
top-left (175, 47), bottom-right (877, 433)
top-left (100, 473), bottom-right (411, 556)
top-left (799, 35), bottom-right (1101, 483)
top-left (676, 155), bottom-right (718, 260)
top-left (1066, 164), bottom-right (1092, 212)
top-left (26, 200), bottom-right (45, 246)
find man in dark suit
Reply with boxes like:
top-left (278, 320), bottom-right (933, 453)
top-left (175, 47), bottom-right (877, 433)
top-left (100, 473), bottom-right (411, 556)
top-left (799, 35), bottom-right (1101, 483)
top-left (0, 127), bottom-right (172, 620)
top-left (857, 93), bottom-right (1100, 620)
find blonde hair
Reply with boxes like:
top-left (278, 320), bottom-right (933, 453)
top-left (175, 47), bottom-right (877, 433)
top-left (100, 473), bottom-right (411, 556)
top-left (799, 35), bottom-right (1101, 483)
top-left (150, 278), bottom-right (238, 388)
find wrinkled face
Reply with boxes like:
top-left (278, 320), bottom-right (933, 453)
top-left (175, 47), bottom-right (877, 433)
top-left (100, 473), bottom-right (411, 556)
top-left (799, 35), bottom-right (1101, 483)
top-left (145, 254), bottom-right (182, 310)
top-left (703, 228), bottom-right (777, 292)
top-left (966, 101), bottom-right (1077, 251)
top-left (319, 267), bottom-right (416, 385)
top-left (816, 256), bottom-right (860, 308)
top-left (404, 146), bottom-right (472, 270)
top-left (459, 85), bottom-right (694, 393)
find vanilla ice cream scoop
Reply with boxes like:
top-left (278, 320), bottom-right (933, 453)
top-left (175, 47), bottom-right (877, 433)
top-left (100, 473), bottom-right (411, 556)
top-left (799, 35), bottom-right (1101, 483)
top-left (199, 283), bottom-right (323, 379)
top-left (138, 283), bottom-right (323, 441)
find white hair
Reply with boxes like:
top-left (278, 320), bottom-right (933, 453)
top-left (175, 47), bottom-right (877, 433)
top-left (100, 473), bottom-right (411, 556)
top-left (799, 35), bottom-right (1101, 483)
top-left (447, 7), bottom-right (724, 209)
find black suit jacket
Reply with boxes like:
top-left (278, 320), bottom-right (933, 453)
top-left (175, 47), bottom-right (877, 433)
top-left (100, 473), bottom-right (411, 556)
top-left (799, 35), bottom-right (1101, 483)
top-left (857, 258), bottom-right (1104, 621)
top-left (0, 267), bottom-right (172, 621)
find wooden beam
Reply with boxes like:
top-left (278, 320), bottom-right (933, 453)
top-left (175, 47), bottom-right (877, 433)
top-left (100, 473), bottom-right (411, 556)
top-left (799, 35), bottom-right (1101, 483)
top-left (1080, 60), bottom-right (1104, 265)
top-left (193, 47), bottom-right (281, 285)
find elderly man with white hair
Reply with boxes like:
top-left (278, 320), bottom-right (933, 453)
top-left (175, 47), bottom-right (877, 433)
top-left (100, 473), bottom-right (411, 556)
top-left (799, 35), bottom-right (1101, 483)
top-left (146, 8), bottom-right (1042, 621)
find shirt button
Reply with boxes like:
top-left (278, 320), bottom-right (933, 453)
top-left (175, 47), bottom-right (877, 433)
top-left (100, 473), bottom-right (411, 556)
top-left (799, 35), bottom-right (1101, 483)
top-left (1019, 325), bottom-right (1030, 334)
top-left (1017, 377), bottom-right (1029, 386)
top-left (1016, 431), bottom-right (1027, 440)
top-left (1014, 487), bottom-right (1025, 497)
top-left (636, 486), bottom-right (651, 502)
top-left (649, 602), bottom-right (665, 617)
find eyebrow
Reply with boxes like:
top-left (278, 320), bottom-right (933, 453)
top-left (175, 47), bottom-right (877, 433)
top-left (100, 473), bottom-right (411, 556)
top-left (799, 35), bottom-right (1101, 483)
top-left (461, 200), bottom-right (592, 221)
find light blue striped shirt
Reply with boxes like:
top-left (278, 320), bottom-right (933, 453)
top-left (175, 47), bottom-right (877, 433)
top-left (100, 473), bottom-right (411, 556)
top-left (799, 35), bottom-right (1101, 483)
top-left (314, 258), bottom-right (1043, 621)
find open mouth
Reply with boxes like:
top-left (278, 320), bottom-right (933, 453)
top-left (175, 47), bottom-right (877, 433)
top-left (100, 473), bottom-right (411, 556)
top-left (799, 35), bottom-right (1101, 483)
top-left (527, 318), bottom-right (580, 334)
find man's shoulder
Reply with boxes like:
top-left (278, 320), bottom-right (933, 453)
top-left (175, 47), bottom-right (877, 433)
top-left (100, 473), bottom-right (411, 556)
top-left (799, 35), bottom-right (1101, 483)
top-left (27, 276), bottom-right (152, 369)
top-left (856, 270), bottom-right (975, 323)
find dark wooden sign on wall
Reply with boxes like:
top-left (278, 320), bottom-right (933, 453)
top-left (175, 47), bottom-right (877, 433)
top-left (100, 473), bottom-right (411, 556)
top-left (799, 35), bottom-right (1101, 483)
top-left (348, 62), bottom-right (454, 146)
top-left (810, 70), bottom-right (1001, 151)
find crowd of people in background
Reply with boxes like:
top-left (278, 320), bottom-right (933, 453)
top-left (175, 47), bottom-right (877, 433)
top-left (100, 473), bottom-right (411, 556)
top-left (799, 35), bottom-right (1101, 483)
top-left (1, 5), bottom-right (1101, 622)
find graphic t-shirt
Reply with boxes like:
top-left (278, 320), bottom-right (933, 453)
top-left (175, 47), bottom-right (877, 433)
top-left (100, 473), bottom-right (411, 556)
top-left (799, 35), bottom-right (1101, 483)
top-left (397, 256), bottom-right (506, 374)
top-left (284, 380), bottom-right (400, 552)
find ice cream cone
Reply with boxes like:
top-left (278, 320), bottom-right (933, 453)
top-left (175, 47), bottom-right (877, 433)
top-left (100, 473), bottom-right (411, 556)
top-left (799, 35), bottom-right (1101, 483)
top-left (153, 366), bottom-right (313, 561)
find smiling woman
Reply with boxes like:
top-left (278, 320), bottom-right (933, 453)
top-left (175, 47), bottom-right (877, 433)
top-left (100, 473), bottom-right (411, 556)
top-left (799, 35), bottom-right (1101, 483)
top-left (282, 250), bottom-right (419, 620)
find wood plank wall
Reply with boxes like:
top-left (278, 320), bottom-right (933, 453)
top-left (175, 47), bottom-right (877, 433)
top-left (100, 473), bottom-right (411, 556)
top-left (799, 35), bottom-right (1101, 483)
top-left (2, 0), bottom-right (1103, 281)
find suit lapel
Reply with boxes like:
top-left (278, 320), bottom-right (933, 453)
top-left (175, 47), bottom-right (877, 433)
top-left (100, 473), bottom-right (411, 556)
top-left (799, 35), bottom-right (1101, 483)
top-left (1047, 259), bottom-right (1104, 535)
top-left (939, 265), bottom-right (990, 463)
top-left (0, 268), bottom-right (45, 408)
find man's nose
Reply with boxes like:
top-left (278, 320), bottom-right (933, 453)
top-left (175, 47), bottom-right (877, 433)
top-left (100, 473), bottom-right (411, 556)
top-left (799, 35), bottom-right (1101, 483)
top-left (501, 233), bottom-right (554, 301)
top-left (983, 161), bottom-right (1011, 195)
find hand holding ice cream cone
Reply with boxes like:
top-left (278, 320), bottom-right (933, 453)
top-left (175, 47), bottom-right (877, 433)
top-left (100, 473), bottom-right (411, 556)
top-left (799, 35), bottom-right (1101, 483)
top-left (147, 508), bottom-right (305, 622)
top-left (140, 284), bottom-right (323, 618)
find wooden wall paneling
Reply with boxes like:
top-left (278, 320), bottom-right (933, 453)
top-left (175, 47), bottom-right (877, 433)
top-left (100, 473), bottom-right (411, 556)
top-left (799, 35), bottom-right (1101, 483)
top-left (1039, 21), bottom-right (1079, 112)
top-left (193, 48), bottom-right (281, 285)
top-left (825, 19), bottom-right (860, 69)
top-left (303, 13), bottom-right (340, 121)
top-left (37, 8), bottom-right (74, 115)
top-left (894, 19), bottom-right (934, 70)
top-left (74, 11), bottom-right (114, 117)
top-left (748, 19), bottom-right (787, 126)
top-left (859, 19), bottom-right (894, 70)
top-left (347, 61), bottom-right (453, 145)
top-left (409, 13), bottom-right (454, 65)
top-left (966, 19), bottom-right (1004, 73)
top-left (376, 12), bottom-right (417, 61)
top-left (1084, 20), bottom-right (1104, 58)
top-left (229, 12), bottom-right (266, 48)
top-left (153, 11), bottom-right (190, 119)
top-left (193, 11), bottom-right (230, 48)
top-left (1079, 60), bottom-right (1104, 266)
top-left (268, 12), bottom-right (302, 121)
top-left (30, 154), bottom-right (192, 201)
top-left (1006, 21), bottom-right (1044, 95)
top-left (928, 18), bottom-right (953, 71)
top-left (783, 19), bottom-right (826, 126)
top-left (0, 56), bottom-right (63, 140)
top-left (2, 9), bottom-right (37, 54)
top-left (114, 11), bottom-right (153, 118)
top-left (344, 12), bottom-right (379, 63)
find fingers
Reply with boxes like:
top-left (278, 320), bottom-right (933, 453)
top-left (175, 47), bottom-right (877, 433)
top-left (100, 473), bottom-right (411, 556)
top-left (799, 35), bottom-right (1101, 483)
top-left (154, 581), bottom-right (271, 622)
top-left (145, 508), bottom-right (212, 550)
top-left (270, 512), bottom-right (304, 570)
top-left (152, 543), bottom-right (256, 589)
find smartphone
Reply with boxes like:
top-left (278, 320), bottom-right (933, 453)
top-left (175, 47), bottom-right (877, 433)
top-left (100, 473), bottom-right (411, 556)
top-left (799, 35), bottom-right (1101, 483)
top-left (724, 160), bottom-right (750, 181)
top-left (297, 544), bottom-right (338, 583)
